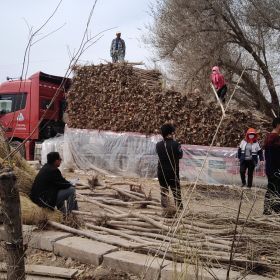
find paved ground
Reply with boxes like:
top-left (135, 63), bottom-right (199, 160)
top-left (0, 245), bottom-right (140, 280)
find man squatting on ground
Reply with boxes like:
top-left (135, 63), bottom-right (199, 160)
top-left (30, 152), bottom-right (78, 214)
top-left (263, 117), bottom-right (280, 215)
top-left (237, 128), bottom-right (264, 188)
top-left (156, 124), bottom-right (183, 210)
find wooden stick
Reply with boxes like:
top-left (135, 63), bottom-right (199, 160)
top-left (226, 190), bottom-right (244, 280)
top-left (85, 223), bottom-right (158, 245)
top-left (106, 180), bottom-right (141, 187)
top-left (107, 186), bottom-right (143, 201)
top-left (48, 221), bottom-right (155, 249)
top-left (116, 225), bottom-right (163, 233)
top-left (77, 193), bottom-right (124, 214)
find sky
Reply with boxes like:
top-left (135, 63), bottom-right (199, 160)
top-left (0, 0), bottom-right (157, 82)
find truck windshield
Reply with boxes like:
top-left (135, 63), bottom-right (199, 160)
top-left (0, 93), bottom-right (27, 114)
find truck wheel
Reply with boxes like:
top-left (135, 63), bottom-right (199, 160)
top-left (10, 141), bottom-right (26, 158)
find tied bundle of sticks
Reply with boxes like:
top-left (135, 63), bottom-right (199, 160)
top-left (0, 131), bottom-right (63, 224)
top-left (49, 178), bottom-right (280, 277)
top-left (67, 63), bottom-right (270, 147)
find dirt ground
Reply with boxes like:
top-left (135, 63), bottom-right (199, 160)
top-left (1, 168), bottom-right (271, 279)
top-left (65, 169), bottom-right (267, 220)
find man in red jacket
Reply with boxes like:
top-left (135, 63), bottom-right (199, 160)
top-left (263, 117), bottom-right (280, 215)
top-left (211, 66), bottom-right (227, 103)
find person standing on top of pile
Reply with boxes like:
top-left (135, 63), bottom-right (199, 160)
top-left (211, 66), bottom-right (227, 103)
top-left (237, 128), bottom-right (264, 188)
top-left (156, 124), bottom-right (183, 211)
top-left (110, 32), bottom-right (126, 63)
top-left (263, 117), bottom-right (280, 215)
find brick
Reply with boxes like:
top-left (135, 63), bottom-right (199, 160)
top-left (54, 236), bottom-right (117, 265)
top-left (28, 231), bottom-right (72, 251)
top-left (103, 251), bottom-right (171, 280)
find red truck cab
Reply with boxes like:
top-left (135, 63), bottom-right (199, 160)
top-left (0, 72), bottom-right (71, 160)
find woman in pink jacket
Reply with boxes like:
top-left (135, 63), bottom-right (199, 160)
top-left (211, 66), bottom-right (227, 103)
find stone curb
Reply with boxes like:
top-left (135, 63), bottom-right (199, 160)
top-left (0, 227), bottom-right (275, 280)
top-left (103, 250), bottom-right (172, 280)
top-left (54, 236), bottom-right (118, 266)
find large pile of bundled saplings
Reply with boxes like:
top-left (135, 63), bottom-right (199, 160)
top-left (67, 63), bottom-right (270, 147)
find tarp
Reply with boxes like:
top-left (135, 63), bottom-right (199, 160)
top-left (41, 134), bottom-right (64, 165)
top-left (42, 127), bottom-right (266, 186)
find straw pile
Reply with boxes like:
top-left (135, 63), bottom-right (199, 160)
top-left (66, 63), bottom-right (270, 147)
top-left (0, 134), bottom-right (36, 195)
top-left (20, 194), bottom-right (63, 225)
top-left (0, 132), bottom-right (62, 224)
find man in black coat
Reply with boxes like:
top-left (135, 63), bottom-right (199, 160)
top-left (30, 152), bottom-right (78, 214)
top-left (263, 117), bottom-right (280, 214)
top-left (156, 124), bottom-right (183, 209)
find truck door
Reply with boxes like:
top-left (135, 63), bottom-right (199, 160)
top-left (0, 92), bottom-right (30, 139)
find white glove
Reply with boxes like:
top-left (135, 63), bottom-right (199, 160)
top-left (70, 178), bottom-right (79, 186)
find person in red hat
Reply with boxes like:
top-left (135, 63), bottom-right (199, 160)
top-left (237, 128), bottom-right (264, 188)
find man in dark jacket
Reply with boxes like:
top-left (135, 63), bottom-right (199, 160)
top-left (30, 152), bottom-right (78, 214)
top-left (156, 124), bottom-right (183, 209)
top-left (263, 117), bottom-right (280, 215)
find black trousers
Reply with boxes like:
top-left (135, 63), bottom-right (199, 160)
top-left (240, 160), bottom-right (255, 187)
top-left (160, 183), bottom-right (183, 209)
top-left (158, 172), bottom-right (183, 209)
top-left (264, 175), bottom-right (280, 214)
top-left (217, 85), bottom-right (227, 102)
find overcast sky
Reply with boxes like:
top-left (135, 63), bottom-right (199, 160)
top-left (0, 0), bottom-right (156, 82)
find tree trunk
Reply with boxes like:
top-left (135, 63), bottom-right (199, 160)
top-left (220, 4), bottom-right (280, 114)
top-left (224, 61), bottom-right (274, 117)
top-left (0, 169), bottom-right (25, 280)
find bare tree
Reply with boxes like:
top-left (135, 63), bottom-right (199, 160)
top-left (148, 0), bottom-right (280, 117)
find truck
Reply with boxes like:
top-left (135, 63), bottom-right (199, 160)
top-left (0, 72), bottom-right (71, 160)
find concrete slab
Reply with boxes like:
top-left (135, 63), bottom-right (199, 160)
top-left (243, 274), bottom-right (276, 280)
top-left (161, 263), bottom-right (275, 280)
top-left (26, 277), bottom-right (67, 280)
top-left (0, 262), bottom-right (79, 278)
top-left (161, 264), bottom-right (238, 280)
top-left (0, 225), bottom-right (37, 242)
top-left (26, 264), bottom-right (78, 278)
top-left (28, 230), bottom-right (72, 251)
top-left (0, 273), bottom-right (66, 280)
top-left (103, 251), bottom-right (171, 280)
top-left (54, 236), bottom-right (118, 265)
